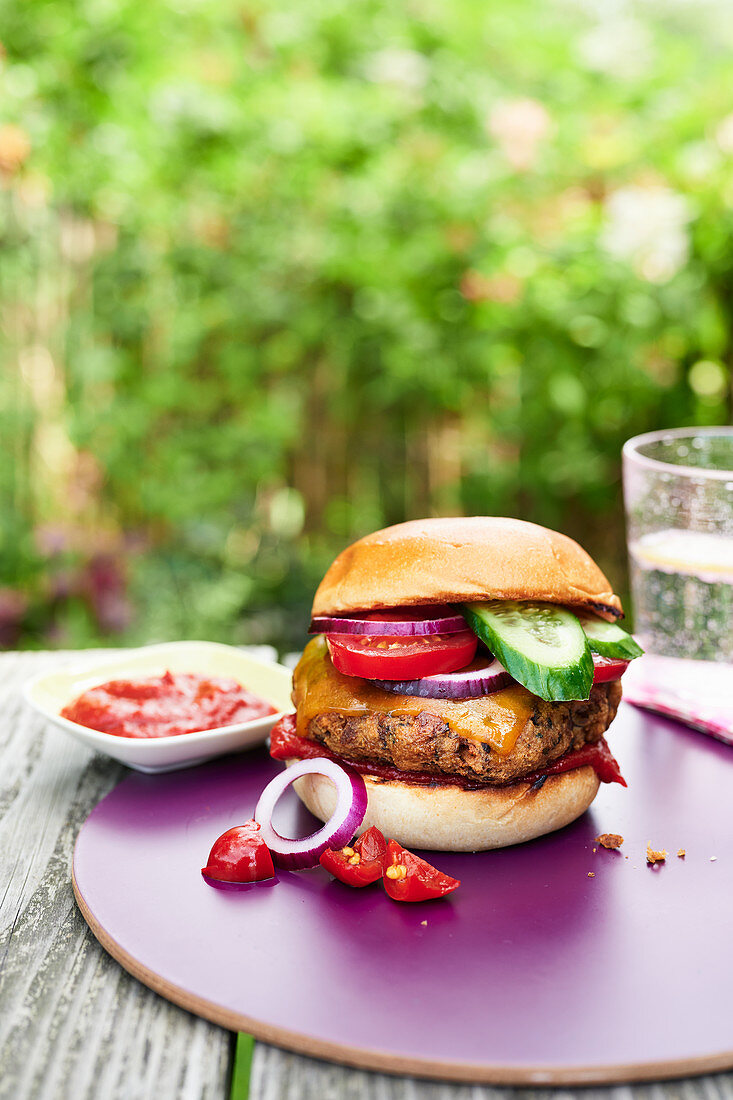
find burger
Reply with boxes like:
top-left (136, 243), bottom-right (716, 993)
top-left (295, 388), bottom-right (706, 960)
top-left (270, 517), bottom-right (642, 851)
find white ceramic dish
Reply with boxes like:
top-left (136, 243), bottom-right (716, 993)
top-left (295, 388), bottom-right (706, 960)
top-left (23, 641), bottom-right (293, 773)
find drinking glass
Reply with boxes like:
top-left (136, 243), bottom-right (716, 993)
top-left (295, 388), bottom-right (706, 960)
top-left (622, 426), bottom-right (733, 663)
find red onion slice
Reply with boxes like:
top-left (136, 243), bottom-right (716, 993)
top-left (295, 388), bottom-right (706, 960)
top-left (254, 758), bottom-right (367, 870)
top-left (373, 657), bottom-right (513, 700)
top-left (309, 609), bottom-right (467, 636)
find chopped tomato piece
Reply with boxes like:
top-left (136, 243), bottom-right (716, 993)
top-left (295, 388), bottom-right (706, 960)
top-left (326, 630), bottom-right (477, 680)
top-left (202, 820), bottom-right (275, 883)
top-left (319, 826), bottom-right (388, 887)
top-left (592, 654), bottom-right (629, 683)
top-left (382, 839), bottom-right (460, 903)
top-left (354, 825), bottom-right (388, 867)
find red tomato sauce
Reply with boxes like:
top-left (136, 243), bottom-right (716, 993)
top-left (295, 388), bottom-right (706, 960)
top-left (61, 670), bottom-right (276, 739)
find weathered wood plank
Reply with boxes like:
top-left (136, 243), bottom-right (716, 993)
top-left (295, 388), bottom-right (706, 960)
top-left (249, 1047), bottom-right (733, 1100)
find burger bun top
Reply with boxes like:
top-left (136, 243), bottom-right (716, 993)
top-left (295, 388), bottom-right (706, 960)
top-left (311, 516), bottom-right (622, 620)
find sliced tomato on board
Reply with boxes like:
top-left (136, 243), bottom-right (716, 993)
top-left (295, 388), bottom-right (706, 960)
top-left (326, 629), bottom-right (477, 681)
top-left (592, 653), bottom-right (629, 683)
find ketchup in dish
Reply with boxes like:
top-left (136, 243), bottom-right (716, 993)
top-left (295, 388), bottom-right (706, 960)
top-left (61, 670), bottom-right (276, 739)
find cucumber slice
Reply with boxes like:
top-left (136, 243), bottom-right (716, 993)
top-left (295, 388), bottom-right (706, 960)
top-left (578, 615), bottom-right (644, 660)
top-left (462, 601), bottom-right (594, 702)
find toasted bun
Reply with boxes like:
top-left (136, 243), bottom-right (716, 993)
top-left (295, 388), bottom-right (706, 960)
top-left (291, 763), bottom-right (600, 852)
top-left (311, 517), bottom-right (622, 620)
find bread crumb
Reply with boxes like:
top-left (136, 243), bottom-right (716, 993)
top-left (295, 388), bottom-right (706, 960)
top-left (596, 833), bottom-right (623, 850)
top-left (646, 844), bottom-right (667, 864)
top-left (587, 871), bottom-right (595, 877)
top-left (592, 847), bottom-right (597, 853)
top-left (677, 849), bottom-right (686, 859)
top-left (420, 920), bottom-right (427, 926)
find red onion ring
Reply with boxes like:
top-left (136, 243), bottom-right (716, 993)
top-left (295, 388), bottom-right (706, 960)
top-left (309, 611), bottom-right (467, 636)
top-left (373, 657), bottom-right (513, 700)
top-left (254, 758), bottom-right (367, 870)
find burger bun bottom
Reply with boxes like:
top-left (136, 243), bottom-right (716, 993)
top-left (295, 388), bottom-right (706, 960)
top-left (289, 761), bottom-right (600, 852)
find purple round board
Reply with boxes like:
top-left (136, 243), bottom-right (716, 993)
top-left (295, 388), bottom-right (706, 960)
top-left (73, 703), bottom-right (733, 1085)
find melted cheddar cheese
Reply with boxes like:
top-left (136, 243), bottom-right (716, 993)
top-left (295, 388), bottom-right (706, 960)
top-left (293, 636), bottom-right (535, 757)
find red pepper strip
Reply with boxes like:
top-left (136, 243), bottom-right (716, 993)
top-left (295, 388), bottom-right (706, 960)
top-left (319, 826), bottom-right (388, 887)
top-left (523, 737), bottom-right (626, 788)
top-left (383, 839), bottom-right (459, 903)
top-left (202, 819), bottom-right (275, 883)
top-left (270, 715), bottom-right (626, 789)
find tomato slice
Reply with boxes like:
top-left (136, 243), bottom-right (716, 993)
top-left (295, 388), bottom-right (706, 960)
top-left (592, 654), bottom-right (629, 683)
top-left (326, 629), bottom-right (477, 680)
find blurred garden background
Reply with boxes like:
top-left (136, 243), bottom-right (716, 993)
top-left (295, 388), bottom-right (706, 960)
top-left (2, 0), bottom-right (733, 654)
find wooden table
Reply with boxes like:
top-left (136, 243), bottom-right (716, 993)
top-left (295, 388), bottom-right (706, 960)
top-left (2, 648), bottom-right (732, 1100)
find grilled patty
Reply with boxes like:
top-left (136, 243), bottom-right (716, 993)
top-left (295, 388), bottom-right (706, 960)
top-left (302, 680), bottom-right (622, 785)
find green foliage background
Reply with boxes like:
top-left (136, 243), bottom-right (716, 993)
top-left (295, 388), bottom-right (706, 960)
top-left (1, 0), bottom-right (732, 651)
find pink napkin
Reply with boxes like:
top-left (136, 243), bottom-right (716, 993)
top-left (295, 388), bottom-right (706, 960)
top-left (623, 654), bottom-right (733, 746)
